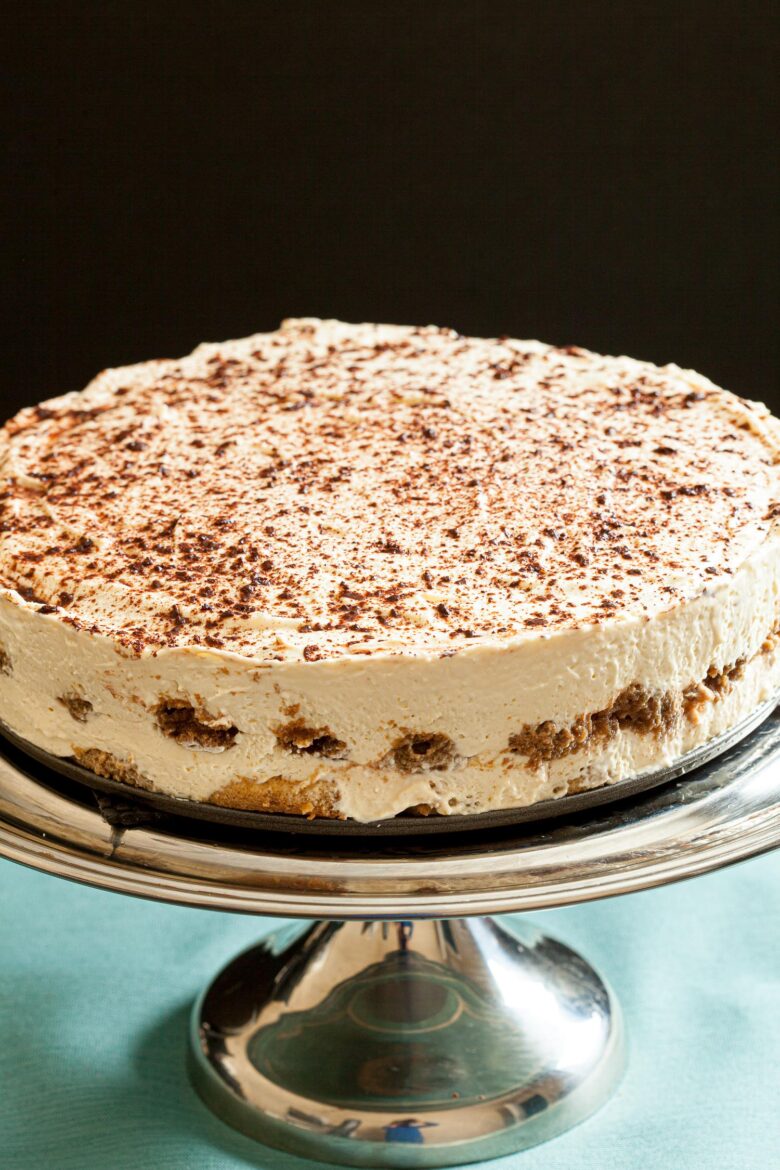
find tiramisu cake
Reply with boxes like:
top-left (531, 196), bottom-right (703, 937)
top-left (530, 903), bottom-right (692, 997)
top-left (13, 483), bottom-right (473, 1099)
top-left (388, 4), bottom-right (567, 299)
top-left (0, 319), bottom-right (778, 821)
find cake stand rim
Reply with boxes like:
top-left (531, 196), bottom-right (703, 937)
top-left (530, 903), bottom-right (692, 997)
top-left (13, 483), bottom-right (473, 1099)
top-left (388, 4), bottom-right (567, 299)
top-left (0, 698), bottom-right (779, 917)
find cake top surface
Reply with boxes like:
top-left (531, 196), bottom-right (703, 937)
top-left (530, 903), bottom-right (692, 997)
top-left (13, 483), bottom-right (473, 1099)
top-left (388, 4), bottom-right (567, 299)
top-left (0, 318), bottom-right (777, 661)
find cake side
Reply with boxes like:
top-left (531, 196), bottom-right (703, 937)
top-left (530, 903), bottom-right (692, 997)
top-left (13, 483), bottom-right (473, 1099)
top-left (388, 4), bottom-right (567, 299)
top-left (0, 513), bottom-right (778, 819)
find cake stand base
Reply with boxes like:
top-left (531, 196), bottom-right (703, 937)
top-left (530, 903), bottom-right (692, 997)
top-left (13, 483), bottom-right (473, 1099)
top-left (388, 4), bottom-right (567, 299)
top-left (190, 917), bottom-right (625, 1166)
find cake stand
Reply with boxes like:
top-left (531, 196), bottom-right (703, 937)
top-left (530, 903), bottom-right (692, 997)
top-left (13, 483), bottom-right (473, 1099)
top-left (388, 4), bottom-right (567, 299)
top-left (1, 702), bottom-right (780, 1167)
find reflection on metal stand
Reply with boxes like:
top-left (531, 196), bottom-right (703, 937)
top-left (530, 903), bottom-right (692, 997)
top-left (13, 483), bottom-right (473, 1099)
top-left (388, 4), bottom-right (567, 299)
top-left (190, 917), bottom-right (624, 1166)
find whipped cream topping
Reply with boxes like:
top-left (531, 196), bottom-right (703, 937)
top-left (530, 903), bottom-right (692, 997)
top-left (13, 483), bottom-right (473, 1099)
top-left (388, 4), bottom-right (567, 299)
top-left (0, 319), bottom-right (778, 662)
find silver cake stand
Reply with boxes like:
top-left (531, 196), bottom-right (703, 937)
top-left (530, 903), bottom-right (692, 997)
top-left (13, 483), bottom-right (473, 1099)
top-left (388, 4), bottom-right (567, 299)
top-left (2, 701), bottom-right (780, 1167)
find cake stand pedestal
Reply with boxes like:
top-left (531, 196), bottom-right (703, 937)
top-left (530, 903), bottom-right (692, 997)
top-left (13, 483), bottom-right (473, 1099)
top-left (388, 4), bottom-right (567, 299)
top-left (190, 916), bottom-right (622, 1165)
top-left (1, 703), bottom-right (779, 1166)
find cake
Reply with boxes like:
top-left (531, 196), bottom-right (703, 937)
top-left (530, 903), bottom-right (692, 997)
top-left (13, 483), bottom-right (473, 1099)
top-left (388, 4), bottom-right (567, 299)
top-left (0, 319), bottom-right (778, 821)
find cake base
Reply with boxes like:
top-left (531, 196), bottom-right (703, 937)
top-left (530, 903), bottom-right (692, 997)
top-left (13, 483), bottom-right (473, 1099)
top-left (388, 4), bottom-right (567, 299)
top-left (189, 917), bottom-right (625, 1166)
top-left (0, 695), bottom-right (774, 835)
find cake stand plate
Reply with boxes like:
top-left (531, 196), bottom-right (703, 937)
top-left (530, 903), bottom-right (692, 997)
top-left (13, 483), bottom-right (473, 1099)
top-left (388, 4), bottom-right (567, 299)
top-left (1, 701), bottom-right (780, 1166)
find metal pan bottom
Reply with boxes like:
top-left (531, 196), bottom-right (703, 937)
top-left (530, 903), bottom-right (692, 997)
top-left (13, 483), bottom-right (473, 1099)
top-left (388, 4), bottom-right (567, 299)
top-left (0, 698), bottom-right (776, 838)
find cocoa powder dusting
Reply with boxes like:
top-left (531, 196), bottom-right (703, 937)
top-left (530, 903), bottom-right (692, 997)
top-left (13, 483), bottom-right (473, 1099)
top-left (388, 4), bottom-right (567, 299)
top-left (0, 319), bottom-right (776, 662)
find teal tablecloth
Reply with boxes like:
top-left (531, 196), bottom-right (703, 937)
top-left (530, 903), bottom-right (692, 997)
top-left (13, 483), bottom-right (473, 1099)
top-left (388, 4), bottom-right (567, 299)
top-left (1, 853), bottom-right (778, 1170)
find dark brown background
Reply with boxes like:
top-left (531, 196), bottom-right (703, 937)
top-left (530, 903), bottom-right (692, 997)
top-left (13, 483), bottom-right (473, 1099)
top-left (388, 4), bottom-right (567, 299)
top-left (1, 0), bottom-right (777, 415)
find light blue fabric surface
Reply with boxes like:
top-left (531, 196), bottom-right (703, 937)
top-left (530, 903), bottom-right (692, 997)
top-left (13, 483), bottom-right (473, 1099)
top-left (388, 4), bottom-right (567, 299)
top-left (1, 853), bottom-right (778, 1170)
